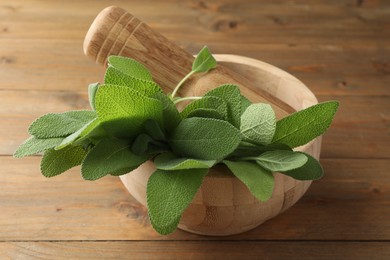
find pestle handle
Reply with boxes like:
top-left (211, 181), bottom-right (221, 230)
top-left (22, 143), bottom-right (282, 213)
top-left (84, 6), bottom-right (295, 118)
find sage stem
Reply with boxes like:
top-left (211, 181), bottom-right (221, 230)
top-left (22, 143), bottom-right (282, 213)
top-left (171, 70), bottom-right (196, 98)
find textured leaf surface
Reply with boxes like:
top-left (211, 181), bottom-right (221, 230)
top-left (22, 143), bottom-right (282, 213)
top-left (108, 56), bottom-right (153, 81)
top-left (272, 101), bottom-right (339, 148)
top-left (170, 117), bottom-right (241, 160)
top-left (151, 92), bottom-right (181, 132)
top-left (105, 67), bottom-right (162, 97)
top-left (81, 138), bottom-right (147, 180)
top-left (14, 136), bottom-right (63, 158)
top-left (180, 96), bottom-right (227, 120)
top-left (187, 108), bottom-right (225, 120)
top-left (147, 168), bottom-right (208, 235)
top-left (131, 134), bottom-right (154, 155)
top-left (40, 146), bottom-right (86, 177)
top-left (256, 150), bottom-right (308, 172)
top-left (224, 160), bottom-right (274, 201)
top-left (28, 110), bottom-right (96, 138)
top-left (154, 153), bottom-right (216, 170)
top-left (88, 82), bottom-right (99, 110)
top-left (192, 46), bottom-right (217, 73)
top-left (95, 85), bottom-right (163, 138)
top-left (241, 103), bottom-right (276, 145)
top-left (144, 119), bottom-right (166, 141)
top-left (282, 152), bottom-right (324, 180)
top-left (241, 95), bottom-right (252, 115)
top-left (230, 143), bottom-right (292, 158)
top-left (205, 84), bottom-right (241, 128)
top-left (55, 119), bottom-right (96, 150)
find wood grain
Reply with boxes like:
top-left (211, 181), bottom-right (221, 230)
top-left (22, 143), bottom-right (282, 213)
top-left (0, 39), bottom-right (388, 96)
top-left (1, 241), bottom-right (389, 260)
top-left (1, 157), bottom-right (389, 241)
top-left (0, 0), bottom-right (389, 257)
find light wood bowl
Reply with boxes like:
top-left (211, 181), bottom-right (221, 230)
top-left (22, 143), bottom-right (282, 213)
top-left (119, 54), bottom-right (320, 236)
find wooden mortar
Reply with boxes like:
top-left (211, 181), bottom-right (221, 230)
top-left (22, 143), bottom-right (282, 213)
top-left (119, 55), bottom-right (320, 236)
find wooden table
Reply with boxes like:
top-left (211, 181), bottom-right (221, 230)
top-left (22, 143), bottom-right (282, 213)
top-left (1, 0), bottom-right (389, 259)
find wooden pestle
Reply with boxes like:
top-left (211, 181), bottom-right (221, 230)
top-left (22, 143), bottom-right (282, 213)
top-left (83, 6), bottom-right (295, 119)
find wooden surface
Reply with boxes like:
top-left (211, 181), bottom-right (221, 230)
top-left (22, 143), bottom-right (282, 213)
top-left (0, 0), bottom-right (389, 259)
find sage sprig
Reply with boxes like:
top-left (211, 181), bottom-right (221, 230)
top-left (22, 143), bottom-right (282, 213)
top-left (15, 46), bottom-right (339, 235)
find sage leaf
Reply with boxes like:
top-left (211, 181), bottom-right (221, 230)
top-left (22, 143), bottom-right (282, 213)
top-left (108, 55), bottom-right (153, 81)
top-left (170, 117), bottom-right (241, 160)
top-left (131, 134), bottom-right (154, 155)
top-left (95, 85), bottom-right (163, 138)
top-left (55, 119), bottom-right (107, 150)
top-left (81, 138), bottom-right (147, 180)
top-left (180, 96), bottom-right (227, 120)
top-left (88, 82), bottom-right (99, 110)
top-left (240, 103), bottom-right (276, 145)
top-left (74, 118), bottom-right (107, 144)
top-left (144, 119), bottom-right (166, 141)
top-left (223, 160), bottom-right (274, 201)
top-left (147, 168), bottom-right (208, 235)
top-left (155, 153), bottom-right (216, 170)
top-left (272, 101), bottom-right (339, 148)
top-left (110, 167), bottom-right (140, 177)
top-left (256, 150), bottom-right (308, 172)
top-left (205, 84), bottom-right (241, 128)
top-left (40, 146), bottom-right (86, 178)
top-left (241, 95), bottom-right (252, 115)
top-left (14, 136), bottom-right (64, 158)
top-left (151, 92), bottom-right (181, 132)
top-left (105, 67), bottom-right (162, 97)
top-left (230, 143), bottom-right (292, 158)
top-left (192, 46), bottom-right (217, 73)
top-left (29, 110), bottom-right (96, 138)
top-left (187, 108), bottom-right (225, 120)
top-left (282, 152), bottom-right (324, 180)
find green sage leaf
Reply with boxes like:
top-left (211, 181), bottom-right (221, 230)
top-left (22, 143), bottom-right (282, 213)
top-left (223, 160), bottom-right (274, 201)
top-left (282, 152), bottom-right (324, 180)
top-left (240, 103), bottom-right (276, 145)
top-left (187, 108), bottom-right (225, 120)
top-left (40, 146), bottom-right (86, 178)
top-left (55, 119), bottom-right (97, 150)
top-left (88, 82), bottom-right (99, 110)
top-left (192, 46), bottom-right (217, 73)
top-left (256, 150), bottom-right (308, 172)
top-left (180, 96), bottom-right (228, 120)
top-left (105, 66), bottom-right (162, 97)
top-left (14, 136), bottom-right (64, 158)
top-left (272, 101), bottom-right (339, 148)
top-left (131, 134), bottom-right (154, 155)
top-left (28, 110), bottom-right (96, 138)
top-left (144, 119), bottom-right (166, 141)
top-left (147, 168), bottom-right (208, 235)
top-left (154, 153), bottom-right (216, 170)
top-left (81, 138), bottom-right (147, 180)
top-left (205, 84), bottom-right (241, 128)
top-left (108, 56), bottom-right (153, 81)
top-left (170, 117), bottom-right (241, 160)
top-left (230, 143), bottom-right (292, 158)
top-left (151, 92), bottom-right (181, 132)
top-left (95, 85), bottom-right (163, 138)
top-left (241, 95), bottom-right (252, 115)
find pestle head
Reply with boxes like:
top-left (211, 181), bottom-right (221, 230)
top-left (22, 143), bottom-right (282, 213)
top-left (84, 6), bottom-right (140, 66)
